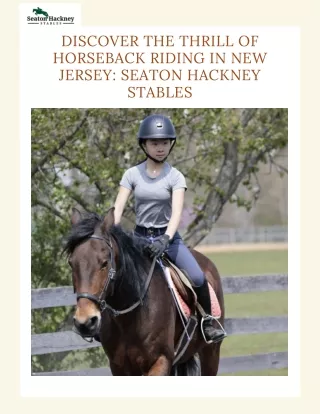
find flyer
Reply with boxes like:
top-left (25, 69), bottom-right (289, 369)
top-left (3, 0), bottom-right (319, 411)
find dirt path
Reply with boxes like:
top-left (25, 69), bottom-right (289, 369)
top-left (194, 242), bottom-right (288, 253)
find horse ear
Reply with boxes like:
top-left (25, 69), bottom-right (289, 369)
top-left (71, 208), bottom-right (82, 226)
top-left (101, 207), bottom-right (115, 234)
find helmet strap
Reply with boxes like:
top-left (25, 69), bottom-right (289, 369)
top-left (139, 140), bottom-right (176, 164)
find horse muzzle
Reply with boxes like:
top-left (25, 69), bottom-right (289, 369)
top-left (73, 314), bottom-right (101, 337)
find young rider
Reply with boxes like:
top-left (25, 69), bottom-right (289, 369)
top-left (114, 114), bottom-right (226, 343)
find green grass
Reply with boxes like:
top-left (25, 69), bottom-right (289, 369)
top-left (225, 290), bottom-right (288, 317)
top-left (207, 250), bottom-right (288, 276)
top-left (220, 332), bottom-right (288, 357)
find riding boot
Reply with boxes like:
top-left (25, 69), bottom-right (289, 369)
top-left (193, 280), bottom-right (227, 344)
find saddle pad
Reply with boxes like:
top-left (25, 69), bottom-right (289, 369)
top-left (168, 272), bottom-right (222, 319)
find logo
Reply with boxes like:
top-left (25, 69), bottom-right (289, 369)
top-left (27, 7), bottom-right (75, 25)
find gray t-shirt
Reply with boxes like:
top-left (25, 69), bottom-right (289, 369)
top-left (120, 161), bottom-right (187, 228)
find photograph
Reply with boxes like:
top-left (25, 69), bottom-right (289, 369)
top-left (31, 108), bottom-right (288, 376)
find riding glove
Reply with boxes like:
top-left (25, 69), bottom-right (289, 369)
top-left (146, 234), bottom-right (170, 259)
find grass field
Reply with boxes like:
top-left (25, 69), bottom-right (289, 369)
top-left (220, 332), bottom-right (288, 357)
top-left (225, 291), bottom-right (288, 317)
top-left (210, 249), bottom-right (288, 375)
top-left (207, 250), bottom-right (288, 276)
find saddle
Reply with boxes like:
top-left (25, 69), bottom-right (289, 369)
top-left (161, 256), bottom-right (222, 320)
top-left (161, 257), bottom-right (222, 365)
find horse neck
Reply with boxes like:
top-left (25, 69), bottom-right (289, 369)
top-left (105, 261), bottom-right (142, 311)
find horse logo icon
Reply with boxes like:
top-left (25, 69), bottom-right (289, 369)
top-left (32, 7), bottom-right (49, 17)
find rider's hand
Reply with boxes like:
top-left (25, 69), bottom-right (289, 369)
top-left (146, 234), bottom-right (170, 259)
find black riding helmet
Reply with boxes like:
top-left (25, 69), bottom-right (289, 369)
top-left (137, 114), bottom-right (176, 163)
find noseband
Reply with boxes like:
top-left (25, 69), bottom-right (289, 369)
top-left (76, 235), bottom-right (117, 313)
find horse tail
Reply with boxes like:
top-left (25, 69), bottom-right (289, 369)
top-left (171, 354), bottom-right (201, 376)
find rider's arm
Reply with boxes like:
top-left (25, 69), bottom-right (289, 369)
top-left (114, 186), bottom-right (132, 225)
top-left (165, 188), bottom-right (185, 239)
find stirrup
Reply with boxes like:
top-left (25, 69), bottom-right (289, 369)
top-left (200, 315), bottom-right (227, 344)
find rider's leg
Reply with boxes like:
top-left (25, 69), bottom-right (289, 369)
top-left (193, 280), bottom-right (226, 343)
top-left (165, 234), bottom-right (226, 343)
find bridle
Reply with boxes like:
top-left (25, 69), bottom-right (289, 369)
top-left (75, 234), bottom-right (156, 317)
top-left (76, 235), bottom-right (117, 313)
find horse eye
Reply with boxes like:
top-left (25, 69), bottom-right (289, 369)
top-left (101, 260), bottom-right (108, 269)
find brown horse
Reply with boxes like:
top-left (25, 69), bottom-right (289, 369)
top-left (65, 207), bottom-right (225, 376)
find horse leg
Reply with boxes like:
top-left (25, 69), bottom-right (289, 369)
top-left (198, 343), bottom-right (222, 376)
top-left (147, 355), bottom-right (171, 376)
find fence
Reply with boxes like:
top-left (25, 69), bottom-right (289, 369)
top-left (199, 226), bottom-right (288, 245)
top-left (31, 273), bottom-right (288, 376)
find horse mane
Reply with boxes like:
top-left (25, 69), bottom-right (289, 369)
top-left (63, 212), bottom-right (101, 257)
top-left (64, 212), bottom-right (156, 304)
top-left (111, 225), bottom-right (155, 302)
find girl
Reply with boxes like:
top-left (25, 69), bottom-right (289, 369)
top-left (114, 114), bottom-right (226, 343)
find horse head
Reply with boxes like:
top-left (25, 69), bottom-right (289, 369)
top-left (67, 207), bottom-right (116, 339)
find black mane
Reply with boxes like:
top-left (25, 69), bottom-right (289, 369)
top-left (63, 212), bottom-right (102, 257)
top-left (64, 213), bottom-right (156, 304)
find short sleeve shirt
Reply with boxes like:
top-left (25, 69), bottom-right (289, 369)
top-left (120, 161), bottom-right (187, 228)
